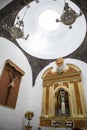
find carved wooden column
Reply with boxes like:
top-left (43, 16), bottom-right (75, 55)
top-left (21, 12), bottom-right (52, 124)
top-left (41, 83), bottom-right (46, 117)
top-left (73, 80), bottom-right (83, 115)
top-left (69, 81), bottom-right (77, 116)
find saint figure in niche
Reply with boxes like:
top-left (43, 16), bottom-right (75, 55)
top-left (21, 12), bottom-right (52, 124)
top-left (55, 89), bottom-right (70, 116)
top-left (61, 91), bottom-right (66, 114)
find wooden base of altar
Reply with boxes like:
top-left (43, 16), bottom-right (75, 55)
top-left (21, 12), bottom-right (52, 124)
top-left (24, 126), bottom-right (32, 130)
top-left (40, 116), bottom-right (87, 129)
top-left (74, 119), bottom-right (87, 129)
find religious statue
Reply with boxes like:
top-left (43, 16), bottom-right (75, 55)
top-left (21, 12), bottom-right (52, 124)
top-left (56, 89), bottom-right (70, 116)
top-left (51, 57), bottom-right (69, 74)
top-left (5, 67), bottom-right (21, 105)
top-left (60, 90), bottom-right (66, 115)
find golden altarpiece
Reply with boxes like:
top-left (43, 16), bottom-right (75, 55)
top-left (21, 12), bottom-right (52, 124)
top-left (40, 63), bottom-right (87, 129)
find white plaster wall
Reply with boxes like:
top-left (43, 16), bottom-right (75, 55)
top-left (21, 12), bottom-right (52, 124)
top-left (0, 37), bottom-right (32, 130)
top-left (0, 37), bottom-right (87, 130)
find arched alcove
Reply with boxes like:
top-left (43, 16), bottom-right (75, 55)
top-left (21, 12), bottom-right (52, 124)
top-left (40, 63), bottom-right (87, 128)
top-left (53, 87), bottom-right (70, 116)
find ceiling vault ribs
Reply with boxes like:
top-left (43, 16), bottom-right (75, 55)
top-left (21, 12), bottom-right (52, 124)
top-left (0, 0), bottom-right (87, 86)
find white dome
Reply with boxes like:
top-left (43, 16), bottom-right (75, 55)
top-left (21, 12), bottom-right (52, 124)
top-left (15, 0), bottom-right (86, 59)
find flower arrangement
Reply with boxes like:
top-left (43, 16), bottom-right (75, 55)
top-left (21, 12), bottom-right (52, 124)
top-left (25, 110), bottom-right (34, 120)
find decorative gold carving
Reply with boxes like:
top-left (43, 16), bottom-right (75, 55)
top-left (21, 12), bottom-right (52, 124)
top-left (78, 82), bottom-right (87, 115)
top-left (43, 82), bottom-right (53, 87)
top-left (40, 116), bottom-right (87, 128)
top-left (54, 83), bottom-right (59, 89)
top-left (40, 62), bottom-right (87, 128)
top-left (41, 87), bottom-right (46, 117)
top-left (63, 82), bottom-right (68, 88)
top-left (42, 68), bottom-right (81, 84)
top-left (24, 126), bottom-right (32, 130)
top-left (69, 83), bottom-right (77, 116)
top-left (74, 81), bottom-right (83, 114)
top-left (40, 116), bottom-right (74, 128)
top-left (46, 87), bottom-right (49, 115)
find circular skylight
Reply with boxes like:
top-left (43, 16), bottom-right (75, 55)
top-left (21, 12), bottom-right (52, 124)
top-left (38, 10), bottom-right (60, 31)
top-left (15, 0), bottom-right (86, 59)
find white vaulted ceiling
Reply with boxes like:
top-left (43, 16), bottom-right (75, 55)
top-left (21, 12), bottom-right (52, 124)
top-left (15, 0), bottom-right (86, 59)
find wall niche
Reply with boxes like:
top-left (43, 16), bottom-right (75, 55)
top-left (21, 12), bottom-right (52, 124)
top-left (0, 59), bottom-right (25, 109)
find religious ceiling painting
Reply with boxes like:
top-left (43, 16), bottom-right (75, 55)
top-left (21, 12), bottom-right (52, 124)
top-left (40, 58), bottom-right (87, 129)
top-left (0, 59), bottom-right (25, 109)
